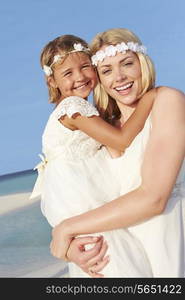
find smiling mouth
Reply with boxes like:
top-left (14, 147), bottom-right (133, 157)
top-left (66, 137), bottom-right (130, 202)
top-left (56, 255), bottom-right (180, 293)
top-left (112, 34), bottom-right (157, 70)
top-left (74, 81), bottom-right (90, 90)
top-left (114, 82), bottom-right (134, 91)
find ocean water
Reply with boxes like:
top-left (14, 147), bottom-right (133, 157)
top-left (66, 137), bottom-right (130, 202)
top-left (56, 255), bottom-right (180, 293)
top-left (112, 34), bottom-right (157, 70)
top-left (0, 169), bottom-right (37, 196)
top-left (0, 169), bottom-right (68, 277)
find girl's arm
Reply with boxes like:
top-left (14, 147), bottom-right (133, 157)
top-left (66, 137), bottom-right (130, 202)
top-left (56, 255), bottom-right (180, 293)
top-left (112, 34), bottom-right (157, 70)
top-left (59, 89), bottom-right (156, 152)
top-left (105, 119), bottom-right (123, 158)
top-left (51, 87), bottom-right (185, 260)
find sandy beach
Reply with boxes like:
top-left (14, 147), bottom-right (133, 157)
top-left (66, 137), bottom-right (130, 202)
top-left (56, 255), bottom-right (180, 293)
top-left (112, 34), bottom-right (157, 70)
top-left (0, 192), bottom-right (38, 215)
top-left (0, 192), bottom-right (68, 277)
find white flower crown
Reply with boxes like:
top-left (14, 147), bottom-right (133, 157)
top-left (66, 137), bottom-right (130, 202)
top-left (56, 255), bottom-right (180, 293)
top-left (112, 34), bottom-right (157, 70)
top-left (91, 42), bottom-right (147, 66)
top-left (43, 43), bottom-right (90, 76)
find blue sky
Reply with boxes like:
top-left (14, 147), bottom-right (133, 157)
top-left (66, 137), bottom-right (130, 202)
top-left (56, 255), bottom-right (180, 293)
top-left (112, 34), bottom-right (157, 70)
top-left (1, 0), bottom-right (185, 175)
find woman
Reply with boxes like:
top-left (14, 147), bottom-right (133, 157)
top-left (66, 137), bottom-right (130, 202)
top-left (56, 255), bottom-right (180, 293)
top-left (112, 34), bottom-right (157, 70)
top-left (50, 28), bottom-right (185, 277)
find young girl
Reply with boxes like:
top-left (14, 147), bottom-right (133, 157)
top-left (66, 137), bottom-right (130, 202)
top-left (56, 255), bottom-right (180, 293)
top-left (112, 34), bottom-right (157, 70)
top-left (31, 34), bottom-right (155, 277)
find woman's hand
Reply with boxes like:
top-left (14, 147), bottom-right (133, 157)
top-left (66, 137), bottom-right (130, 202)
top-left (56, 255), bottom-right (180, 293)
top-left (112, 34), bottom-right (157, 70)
top-left (67, 236), bottom-right (110, 277)
top-left (50, 221), bottom-right (73, 261)
top-left (50, 221), bottom-right (110, 277)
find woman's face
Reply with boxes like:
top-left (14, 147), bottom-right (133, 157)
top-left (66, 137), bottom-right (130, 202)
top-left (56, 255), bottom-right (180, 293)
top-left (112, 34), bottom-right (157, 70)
top-left (97, 47), bottom-right (142, 106)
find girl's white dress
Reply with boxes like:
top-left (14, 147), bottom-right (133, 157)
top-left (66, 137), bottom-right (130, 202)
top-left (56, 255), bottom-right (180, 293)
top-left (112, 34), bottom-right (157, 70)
top-left (31, 96), bottom-right (185, 277)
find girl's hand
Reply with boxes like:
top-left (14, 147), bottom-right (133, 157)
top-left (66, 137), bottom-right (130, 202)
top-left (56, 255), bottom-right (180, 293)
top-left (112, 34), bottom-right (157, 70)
top-left (67, 236), bottom-right (110, 278)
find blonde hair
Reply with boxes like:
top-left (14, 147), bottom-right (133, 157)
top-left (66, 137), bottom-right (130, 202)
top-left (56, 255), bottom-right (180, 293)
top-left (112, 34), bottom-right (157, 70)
top-left (90, 28), bottom-right (156, 122)
top-left (40, 35), bottom-right (91, 104)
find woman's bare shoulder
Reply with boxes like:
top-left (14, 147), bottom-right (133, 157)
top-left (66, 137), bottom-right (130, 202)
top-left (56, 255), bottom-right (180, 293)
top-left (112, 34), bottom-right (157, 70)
top-left (149, 86), bottom-right (185, 129)
top-left (152, 86), bottom-right (185, 113)
top-left (155, 85), bottom-right (184, 101)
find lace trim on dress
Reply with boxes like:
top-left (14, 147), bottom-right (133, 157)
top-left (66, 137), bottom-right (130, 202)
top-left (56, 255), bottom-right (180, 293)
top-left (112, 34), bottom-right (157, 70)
top-left (56, 96), bottom-right (99, 119)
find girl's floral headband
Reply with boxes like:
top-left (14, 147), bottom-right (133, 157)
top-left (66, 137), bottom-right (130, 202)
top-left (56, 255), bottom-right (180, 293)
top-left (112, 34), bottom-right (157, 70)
top-left (43, 43), bottom-right (90, 76)
top-left (91, 42), bottom-right (147, 66)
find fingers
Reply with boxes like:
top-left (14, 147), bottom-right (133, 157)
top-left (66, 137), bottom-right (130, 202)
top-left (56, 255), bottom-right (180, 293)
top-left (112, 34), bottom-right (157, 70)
top-left (88, 255), bottom-right (110, 278)
top-left (67, 236), bottom-right (106, 266)
top-left (69, 237), bottom-right (104, 267)
top-left (91, 255), bottom-right (110, 273)
top-left (83, 237), bottom-right (105, 261)
top-left (75, 235), bottom-right (103, 246)
top-left (85, 241), bottom-right (108, 268)
top-left (75, 236), bottom-right (103, 251)
top-left (89, 272), bottom-right (104, 278)
top-left (81, 241), bottom-right (110, 276)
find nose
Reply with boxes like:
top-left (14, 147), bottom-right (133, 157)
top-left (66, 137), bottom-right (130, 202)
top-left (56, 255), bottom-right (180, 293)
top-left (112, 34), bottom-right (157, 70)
top-left (115, 68), bottom-right (126, 82)
top-left (75, 69), bottom-right (86, 81)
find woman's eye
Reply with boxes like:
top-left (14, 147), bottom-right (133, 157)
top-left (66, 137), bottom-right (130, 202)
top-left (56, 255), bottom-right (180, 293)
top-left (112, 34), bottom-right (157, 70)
top-left (124, 61), bottom-right (133, 66)
top-left (102, 69), bottom-right (111, 74)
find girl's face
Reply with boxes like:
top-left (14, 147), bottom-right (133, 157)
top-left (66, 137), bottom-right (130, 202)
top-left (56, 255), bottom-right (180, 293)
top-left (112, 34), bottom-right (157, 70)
top-left (49, 52), bottom-right (97, 100)
top-left (97, 47), bottom-right (142, 106)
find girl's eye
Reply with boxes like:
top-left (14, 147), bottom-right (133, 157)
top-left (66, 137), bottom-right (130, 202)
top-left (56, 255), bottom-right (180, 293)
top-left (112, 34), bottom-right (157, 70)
top-left (64, 71), bottom-right (72, 77)
top-left (82, 64), bottom-right (91, 69)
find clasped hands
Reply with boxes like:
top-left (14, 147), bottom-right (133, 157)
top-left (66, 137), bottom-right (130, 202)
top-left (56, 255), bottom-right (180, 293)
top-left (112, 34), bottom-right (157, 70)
top-left (50, 222), bottom-right (110, 278)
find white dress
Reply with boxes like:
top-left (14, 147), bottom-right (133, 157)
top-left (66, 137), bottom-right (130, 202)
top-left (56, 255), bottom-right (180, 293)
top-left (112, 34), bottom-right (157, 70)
top-left (30, 96), bottom-right (153, 278)
top-left (104, 113), bottom-right (185, 277)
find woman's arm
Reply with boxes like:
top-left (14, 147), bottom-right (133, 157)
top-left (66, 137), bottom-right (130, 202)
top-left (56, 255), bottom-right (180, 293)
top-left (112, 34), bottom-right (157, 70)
top-left (51, 87), bottom-right (185, 259)
top-left (60, 89), bottom-right (155, 152)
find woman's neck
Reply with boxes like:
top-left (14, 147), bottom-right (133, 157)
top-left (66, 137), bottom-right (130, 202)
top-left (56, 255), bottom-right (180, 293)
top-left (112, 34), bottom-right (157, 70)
top-left (115, 98), bottom-right (140, 125)
top-left (119, 105), bottom-right (136, 124)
